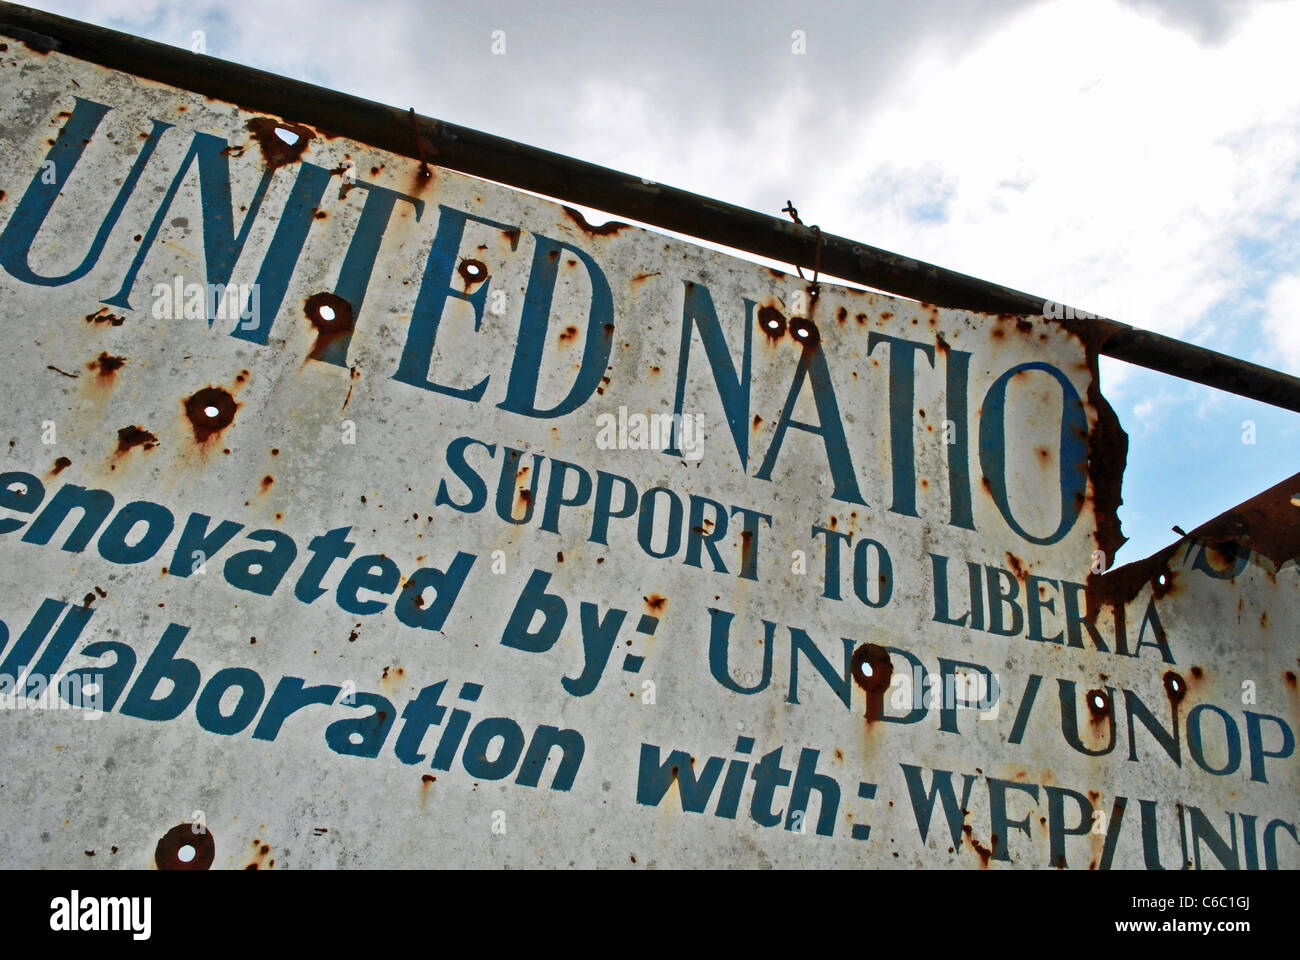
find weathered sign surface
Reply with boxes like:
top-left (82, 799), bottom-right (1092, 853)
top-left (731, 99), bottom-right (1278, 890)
top-left (0, 35), bottom-right (1295, 869)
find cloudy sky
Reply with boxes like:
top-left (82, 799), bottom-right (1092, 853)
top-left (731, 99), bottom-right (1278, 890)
top-left (30, 0), bottom-right (1300, 562)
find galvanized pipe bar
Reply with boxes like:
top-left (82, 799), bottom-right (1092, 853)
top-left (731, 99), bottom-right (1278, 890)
top-left (2, 2), bottom-right (1298, 413)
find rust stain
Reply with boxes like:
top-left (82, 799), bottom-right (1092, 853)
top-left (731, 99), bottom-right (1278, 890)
top-left (115, 425), bottom-right (157, 454)
top-left (49, 456), bottom-right (71, 476)
top-left (88, 351), bottom-right (126, 380)
top-left (342, 363), bottom-right (360, 411)
top-left (961, 824), bottom-right (995, 868)
top-left (84, 307), bottom-right (125, 326)
top-left (1005, 552), bottom-right (1028, 583)
top-left (643, 594), bottom-right (667, 614)
top-left (739, 528), bottom-right (754, 572)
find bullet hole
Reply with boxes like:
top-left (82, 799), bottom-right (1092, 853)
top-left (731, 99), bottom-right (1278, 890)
top-left (304, 293), bottom-right (355, 361)
top-left (246, 117), bottom-right (312, 168)
top-left (789, 316), bottom-right (819, 348)
top-left (1152, 568), bottom-right (1174, 596)
top-left (155, 823), bottom-right (214, 870)
top-left (184, 386), bottom-right (237, 443)
top-left (458, 259), bottom-right (488, 284)
top-left (851, 643), bottom-right (893, 723)
top-left (1086, 689), bottom-right (1110, 723)
top-left (1164, 671), bottom-right (1186, 706)
top-left (758, 306), bottom-right (785, 339)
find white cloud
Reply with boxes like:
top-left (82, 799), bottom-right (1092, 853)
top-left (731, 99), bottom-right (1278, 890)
top-left (1264, 272), bottom-right (1300, 375)
top-left (787, 0), bottom-right (1300, 391)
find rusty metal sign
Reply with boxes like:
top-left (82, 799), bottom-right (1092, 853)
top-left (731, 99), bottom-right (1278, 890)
top-left (0, 34), bottom-right (1295, 871)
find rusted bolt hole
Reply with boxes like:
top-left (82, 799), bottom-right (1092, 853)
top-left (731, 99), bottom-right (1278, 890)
top-left (274, 126), bottom-right (300, 145)
top-left (1090, 691), bottom-right (1108, 711)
